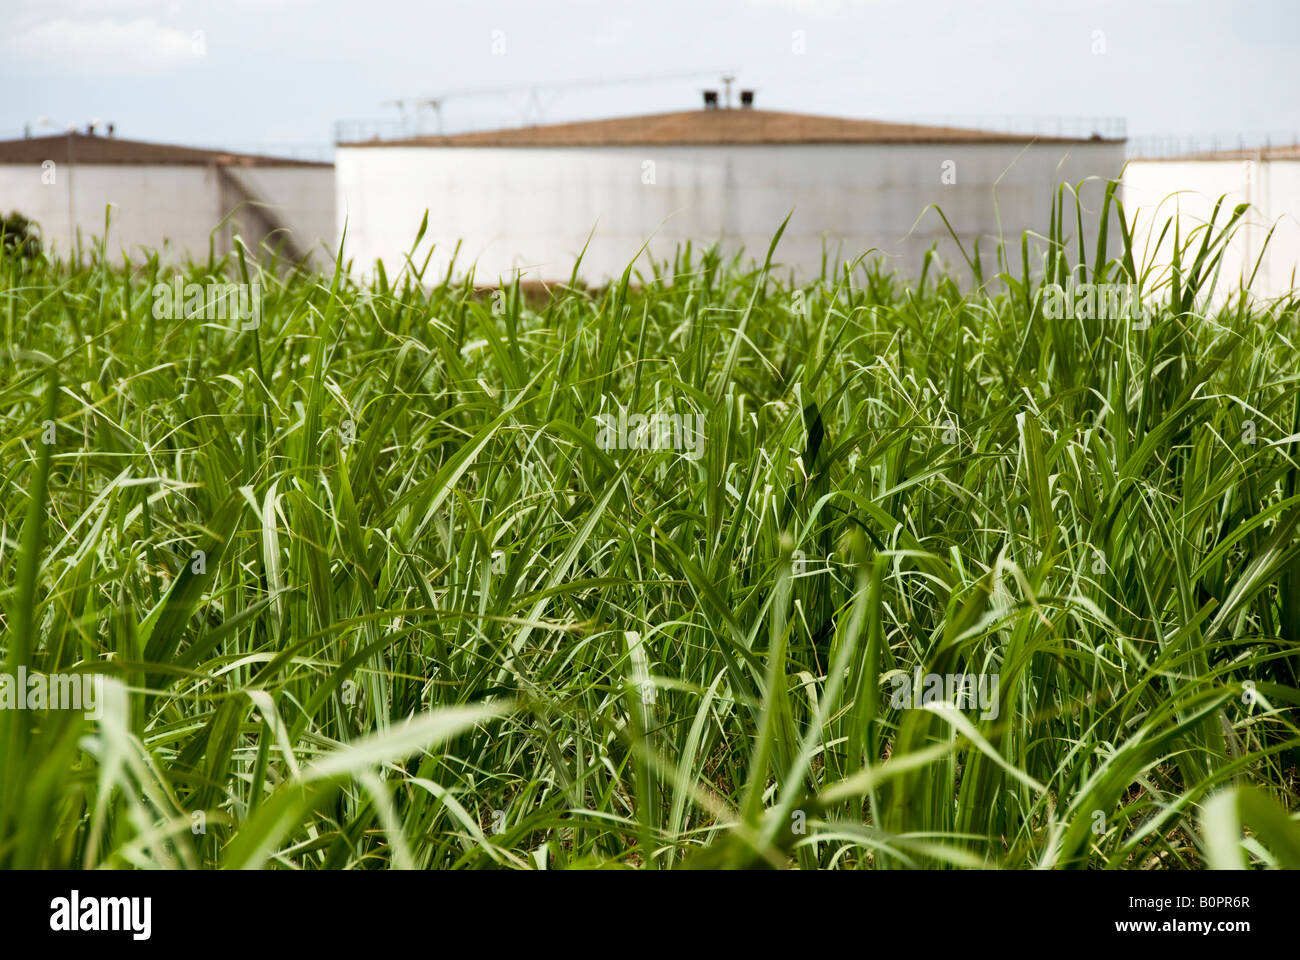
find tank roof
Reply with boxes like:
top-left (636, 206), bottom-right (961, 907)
top-left (341, 109), bottom-right (1123, 148)
top-left (0, 133), bottom-right (330, 167)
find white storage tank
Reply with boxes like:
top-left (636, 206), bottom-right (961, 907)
top-left (0, 132), bottom-right (335, 265)
top-left (1123, 144), bottom-right (1300, 302)
top-left (336, 103), bottom-right (1127, 285)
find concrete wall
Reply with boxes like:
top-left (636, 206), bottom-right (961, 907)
top-left (1123, 159), bottom-right (1300, 301)
top-left (0, 161), bottom-right (335, 265)
top-left (336, 141), bottom-right (1126, 285)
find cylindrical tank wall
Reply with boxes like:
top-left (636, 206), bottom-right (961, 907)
top-left (336, 142), bottom-right (1128, 285)
top-left (1123, 159), bottom-right (1300, 301)
top-left (0, 162), bottom-right (335, 264)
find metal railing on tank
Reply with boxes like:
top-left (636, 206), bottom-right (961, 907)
top-left (1127, 132), bottom-right (1300, 159)
top-left (894, 115), bottom-right (1127, 141)
top-left (334, 113), bottom-right (1129, 145)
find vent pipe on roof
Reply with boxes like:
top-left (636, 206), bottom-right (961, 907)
top-left (740, 90), bottom-right (754, 109)
top-left (702, 90), bottom-right (718, 110)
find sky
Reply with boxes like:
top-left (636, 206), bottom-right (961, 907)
top-left (4, 0), bottom-right (1299, 156)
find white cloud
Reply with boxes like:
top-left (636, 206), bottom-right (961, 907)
top-left (6, 17), bottom-right (197, 75)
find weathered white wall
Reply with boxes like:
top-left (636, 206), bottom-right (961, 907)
top-left (0, 162), bottom-right (335, 264)
top-left (0, 164), bottom-right (218, 260)
top-left (1123, 159), bottom-right (1300, 301)
top-left (336, 142), bottom-right (1126, 285)
top-left (222, 166), bottom-right (337, 263)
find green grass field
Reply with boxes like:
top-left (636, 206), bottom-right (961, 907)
top-left (1, 187), bottom-right (1298, 870)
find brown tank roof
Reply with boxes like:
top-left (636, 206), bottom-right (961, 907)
top-left (343, 109), bottom-right (1120, 148)
top-left (0, 133), bottom-right (330, 167)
